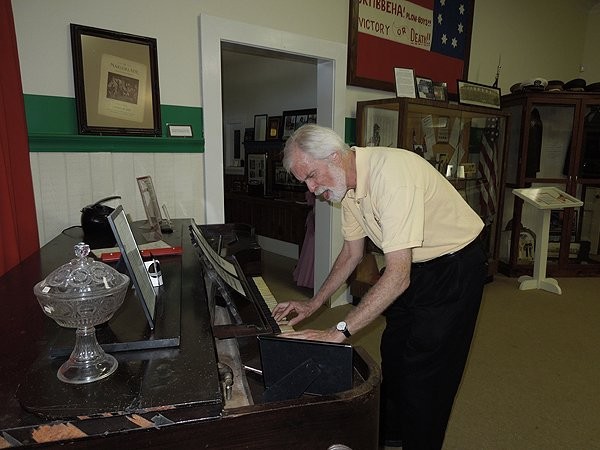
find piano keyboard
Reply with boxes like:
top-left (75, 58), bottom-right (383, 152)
top-left (252, 276), bottom-right (295, 334)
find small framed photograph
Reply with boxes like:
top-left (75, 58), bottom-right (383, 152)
top-left (254, 114), bottom-right (268, 141)
top-left (70, 24), bottom-right (161, 136)
top-left (457, 80), bottom-right (501, 109)
top-left (394, 67), bottom-right (416, 98)
top-left (282, 108), bottom-right (317, 139)
top-left (267, 116), bottom-right (282, 140)
top-left (416, 76), bottom-right (435, 100)
top-left (296, 114), bottom-right (309, 129)
top-left (462, 162), bottom-right (477, 178)
top-left (433, 82), bottom-right (448, 102)
top-left (247, 153), bottom-right (266, 185)
top-left (435, 152), bottom-right (449, 173)
top-left (282, 115), bottom-right (296, 139)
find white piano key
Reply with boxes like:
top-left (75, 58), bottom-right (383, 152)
top-left (252, 276), bottom-right (294, 333)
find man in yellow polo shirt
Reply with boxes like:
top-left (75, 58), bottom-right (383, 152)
top-left (272, 124), bottom-right (487, 450)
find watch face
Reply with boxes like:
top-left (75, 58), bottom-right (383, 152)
top-left (337, 321), bottom-right (346, 331)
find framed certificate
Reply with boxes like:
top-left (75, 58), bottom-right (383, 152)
top-left (70, 24), bottom-right (162, 136)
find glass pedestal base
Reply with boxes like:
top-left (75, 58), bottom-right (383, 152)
top-left (57, 326), bottom-right (118, 384)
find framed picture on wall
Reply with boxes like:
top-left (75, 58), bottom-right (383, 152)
top-left (254, 114), bottom-right (268, 141)
top-left (267, 116), bottom-right (282, 140)
top-left (282, 108), bottom-right (317, 139)
top-left (394, 67), bottom-right (416, 98)
top-left (457, 80), bottom-right (501, 109)
top-left (415, 77), bottom-right (435, 100)
top-left (433, 82), bottom-right (449, 102)
top-left (70, 23), bottom-right (162, 136)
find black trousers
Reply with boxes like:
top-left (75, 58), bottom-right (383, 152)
top-left (380, 240), bottom-right (487, 450)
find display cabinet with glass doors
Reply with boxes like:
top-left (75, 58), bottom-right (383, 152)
top-left (500, 91), bottom-right (600, 277)
top-left (355, 98), bottom-right (510, 275)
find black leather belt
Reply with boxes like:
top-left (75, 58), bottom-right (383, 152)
top-left (412, 239), bottom-right (481, 268)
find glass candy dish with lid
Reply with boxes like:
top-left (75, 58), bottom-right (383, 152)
top-left (33, 242), bottom-right (129, 384)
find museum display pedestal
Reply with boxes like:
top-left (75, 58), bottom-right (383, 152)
top-left (513, 187), bottom-right (583, 294)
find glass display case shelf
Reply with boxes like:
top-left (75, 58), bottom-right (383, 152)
top-left (355, 97), bottom-right (510, 275)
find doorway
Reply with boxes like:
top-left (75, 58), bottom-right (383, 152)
top-left (221, 43), bottom-right (317, 259)
top-left (199, 14), bottom-right (347, 303)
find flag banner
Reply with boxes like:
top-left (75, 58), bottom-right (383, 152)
top-left (347, 0), bottom-right (474, 95)
top-left (477, 116), bottom-right (499, 225)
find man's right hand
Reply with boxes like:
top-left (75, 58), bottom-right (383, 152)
top-left (271, 299), bottom-right (320, 327)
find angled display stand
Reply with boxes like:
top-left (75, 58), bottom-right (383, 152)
top-left (513, 187), bottom-right (583, 294)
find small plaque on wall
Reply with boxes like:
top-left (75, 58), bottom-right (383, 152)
top-left (167, 124), bottom-right (193, 137)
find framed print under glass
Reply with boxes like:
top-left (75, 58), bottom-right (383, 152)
top-left (416, 77), bottom-right (435, 100)
top-left (457, 80), bottom-right (501, 109)
top-left (254, 114), bottom-right (268, 141)
top-left (433, 82), bottom-right (449, 101)
top-left (282, 108), bottom-right (317, 139)
top-left (70, 23), bottom-right (162, 136)
top-left (394, 67), bottom-right (416, 98)
top-left (267, 116), bottom-right (282, 140)
top-left (136, 175), bottom-right (163, 232)
top-left (247, 153), bottom-right (267, 191)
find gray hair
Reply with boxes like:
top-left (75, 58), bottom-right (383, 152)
top-left (282, 124), bottom-right (350, 171)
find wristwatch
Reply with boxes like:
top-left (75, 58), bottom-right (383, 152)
top-left (336, 321), bottom-right (351, 338)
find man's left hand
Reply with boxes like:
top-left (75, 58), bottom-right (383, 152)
top-left (280, 328), bottom-right (346, 344)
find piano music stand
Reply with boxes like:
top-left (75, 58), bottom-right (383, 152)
top-left (258, 335), bottom-right (353, 402)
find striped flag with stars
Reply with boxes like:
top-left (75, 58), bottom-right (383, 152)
top-left (431, 0), bottom-right (470, 60)
top-left (477, 117), bottom-right (500, 225)
top-left (354, 0), bottom-right (474, 94)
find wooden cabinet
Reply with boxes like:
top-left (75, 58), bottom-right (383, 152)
top-left (224, 193), bottom-right (311, 247)
top-left (242, 140), bottom-right (307, 197)
top-left (355, 97), bottom-right (510, 274)
top-left (223, 140), bottom-right (311, 247)
top-left (499, 91), bottom-right (600, 277)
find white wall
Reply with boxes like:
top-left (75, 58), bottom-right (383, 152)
top-left (582, 5), bottom-right (600, 82)
top-left (29, 152), bottom-right (203, 246)
top-left (222, 50), bottom-right (317, 126)
top-left (469, 0), bottom-right (592, 95)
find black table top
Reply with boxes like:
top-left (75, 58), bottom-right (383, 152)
top-left (0, 219), bottom-right (222, 427)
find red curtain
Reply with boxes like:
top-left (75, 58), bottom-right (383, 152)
top-left (0, 0), bottom-right (39, 276)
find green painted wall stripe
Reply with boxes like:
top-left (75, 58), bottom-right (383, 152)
top-left (24, 94), bottom-right (205, 153)
top-left (24, 94), bottom-right (355, 153)
top-left (24, 95), bottom-right (78, 135)
top-left (345, 117), bottom-right (356, 146)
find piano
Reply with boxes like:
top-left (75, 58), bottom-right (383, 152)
top-left (189, 221), bottom-right (294, 338)
top-left (0, 219), bottom-right (381, 449)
